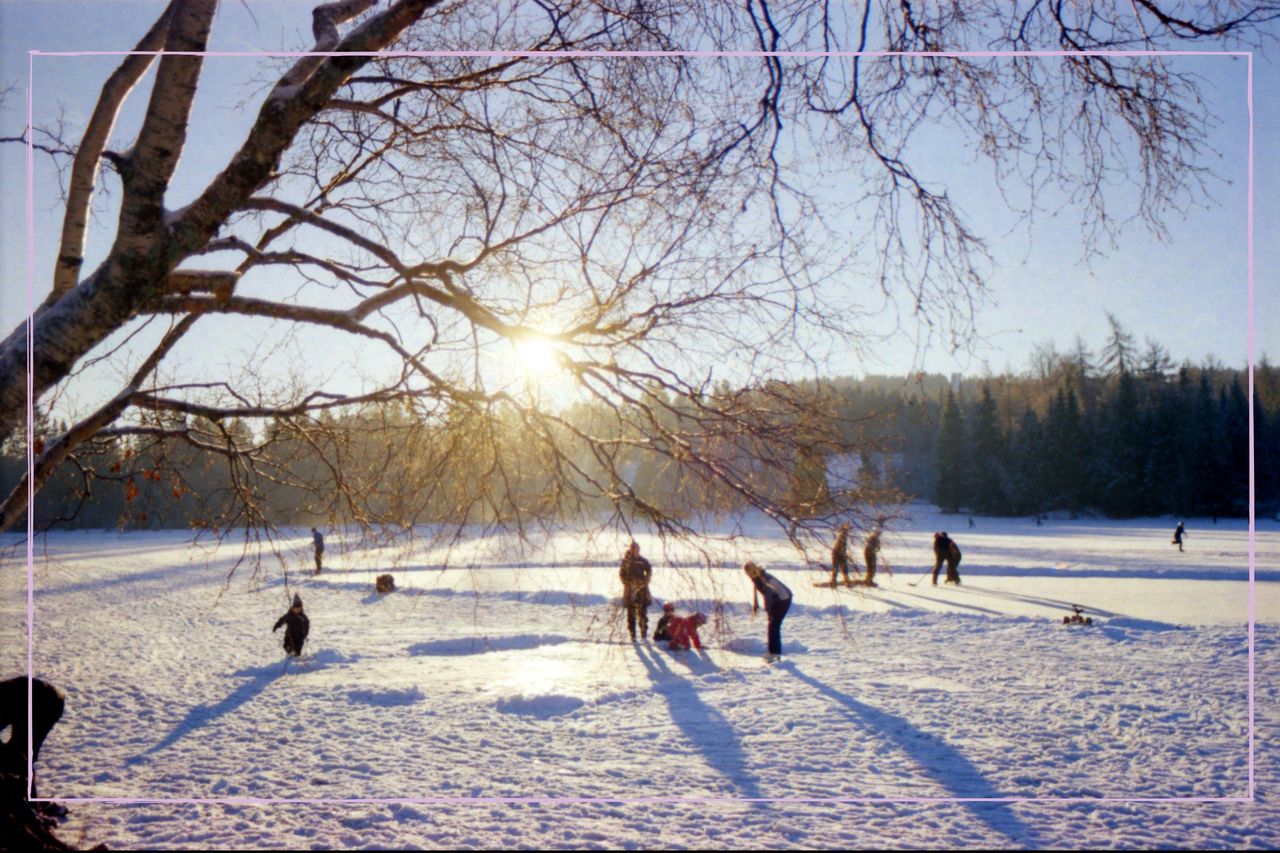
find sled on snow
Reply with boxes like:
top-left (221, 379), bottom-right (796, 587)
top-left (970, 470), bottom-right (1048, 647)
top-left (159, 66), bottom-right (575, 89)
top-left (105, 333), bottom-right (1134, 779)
top-left (1062, 604), bottom-right (1094, 626)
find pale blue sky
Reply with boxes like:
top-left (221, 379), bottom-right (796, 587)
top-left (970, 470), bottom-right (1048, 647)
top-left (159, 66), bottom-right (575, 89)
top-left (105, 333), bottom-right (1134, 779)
top-left (0, 1), bottom-right (1274, 403)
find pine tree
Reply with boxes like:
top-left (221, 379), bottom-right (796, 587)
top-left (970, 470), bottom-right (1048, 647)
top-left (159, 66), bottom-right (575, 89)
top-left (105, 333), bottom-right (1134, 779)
top-left (935, 388), bottom-right (966, 513)
top-left (968, 385), bottom-right (1009, 514)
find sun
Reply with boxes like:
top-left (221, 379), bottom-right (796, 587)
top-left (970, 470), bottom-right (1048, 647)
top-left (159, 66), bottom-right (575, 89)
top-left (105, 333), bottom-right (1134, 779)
top-left (513, 337), bottom-right (564, 381)
top-left (505, 336), bottom-right (580, 406)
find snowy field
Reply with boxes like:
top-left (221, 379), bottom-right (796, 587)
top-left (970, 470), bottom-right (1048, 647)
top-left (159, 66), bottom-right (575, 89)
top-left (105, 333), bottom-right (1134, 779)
top-left (3, 509), bottom-right (1279, 850)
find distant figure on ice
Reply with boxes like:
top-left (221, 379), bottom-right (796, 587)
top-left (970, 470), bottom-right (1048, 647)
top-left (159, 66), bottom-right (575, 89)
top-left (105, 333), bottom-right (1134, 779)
top-left (667, 612), bottom-right (708, 651)
top-left (830, 524), bottom-right (853, 586)
top-left (863, 527), bottom-right (882, 586)
top-left (619, 541), bottom-right (653, 641)
top-left (273, 594), bottom-right (311, 657)
top-left (653, 602), bottom-right (675, 642)
top-left (1172, 521), bottom-right (1187, 553)
top-left (311, 527), bottom-right (325, 574)
top-left (745, 562), bottom-right (792, 661)
top-left (968, 516), bottom-right (975, 529)
top-left (1035, 514), bottom-right (1043, 527)
top-left (931, 531), bottom-right (962, 586)
top-left (0, 676), bottom-right (65, 809)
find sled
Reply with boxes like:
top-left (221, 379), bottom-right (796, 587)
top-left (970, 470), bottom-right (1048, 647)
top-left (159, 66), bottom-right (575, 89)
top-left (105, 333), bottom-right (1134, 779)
top-left (1062, 604), bottom-right (1093, 626)
top-left (813, 579), bottom-right (878, 589)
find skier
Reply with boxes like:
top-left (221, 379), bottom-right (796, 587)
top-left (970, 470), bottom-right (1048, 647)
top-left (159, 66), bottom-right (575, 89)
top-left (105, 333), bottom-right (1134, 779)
top-left (311, 527), bottom-right (325, 574)
top-left (618, 541), bottom-right (653, 641)
top-left (0, 676), bottom-right (65, 813)
top-left (667, 612), bottom-right (708, 651)
top-left (653, 602), bottom-right (675, 642)
top-left (745, 561), bottom-right (792, 661)
top-left (272, 593), bottom-right (311, 657)
top-left (931, 531), bottom-right (962, 586)
top-left (1172, 521), bottom-right (1187, 552)
top-left (830, 524), bottom-right (853, 586)
top-left (863, 527), bottom-right (882, 586)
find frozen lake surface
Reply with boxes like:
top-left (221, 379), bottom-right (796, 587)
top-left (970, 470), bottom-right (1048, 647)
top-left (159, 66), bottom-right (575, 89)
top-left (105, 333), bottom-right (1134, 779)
top-left (3, 509), bottom-right (1278, 849)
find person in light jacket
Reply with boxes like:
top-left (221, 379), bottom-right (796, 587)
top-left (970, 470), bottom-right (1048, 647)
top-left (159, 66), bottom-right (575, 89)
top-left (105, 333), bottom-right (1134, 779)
top-left (745, 562), bottom-right (792, 661)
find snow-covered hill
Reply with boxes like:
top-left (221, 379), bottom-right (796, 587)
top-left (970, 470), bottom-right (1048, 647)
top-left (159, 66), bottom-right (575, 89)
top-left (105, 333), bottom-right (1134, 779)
top-left (3, 510), bottom-right (1277, 849)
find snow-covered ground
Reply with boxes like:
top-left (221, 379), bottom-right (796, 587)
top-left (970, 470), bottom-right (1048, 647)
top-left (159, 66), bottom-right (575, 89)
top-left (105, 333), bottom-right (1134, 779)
top-left (3, 509), bottom-right (1278, 849)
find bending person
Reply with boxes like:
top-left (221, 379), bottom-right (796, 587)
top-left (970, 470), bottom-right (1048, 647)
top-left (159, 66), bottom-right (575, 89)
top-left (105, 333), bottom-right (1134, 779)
top-left (745, 562), bottom-right (793, 662)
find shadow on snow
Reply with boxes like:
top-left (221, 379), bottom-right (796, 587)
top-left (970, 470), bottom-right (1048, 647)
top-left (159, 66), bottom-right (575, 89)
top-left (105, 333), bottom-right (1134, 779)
top-left (779, 661), bottom-right (1043, 847)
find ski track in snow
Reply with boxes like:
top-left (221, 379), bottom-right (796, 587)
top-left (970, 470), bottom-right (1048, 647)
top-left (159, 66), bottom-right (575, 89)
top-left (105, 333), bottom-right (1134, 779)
top-left (2, 510), bottom-right (1278, 849)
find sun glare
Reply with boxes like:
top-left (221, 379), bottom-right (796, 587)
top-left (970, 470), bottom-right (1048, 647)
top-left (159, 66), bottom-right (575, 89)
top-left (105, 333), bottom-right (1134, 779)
top-left (514, 338), bottom-right (564, 381)
top-left (506, 337), bottom-right (580, 407)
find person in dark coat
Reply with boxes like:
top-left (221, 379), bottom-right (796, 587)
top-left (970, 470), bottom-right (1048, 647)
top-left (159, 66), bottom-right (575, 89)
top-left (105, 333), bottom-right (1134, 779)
top-left (830, 524), bottom-right (853, 585)
top-left (0, 676), bottom-right (64, 799)
top-left (619, 541), bottom-right (653, 640)
top-left (745, 561), bottom-right (793, 661)
top-left (311, 527), bottom-right (325, 574)
top-left (863, 527), bottom-right (882, 586)
top-left (931, 531), bottom-right (962, 585)
top-left (653, 602), bottom-right (675, 642)
top-left (1172, 521), bottom-right (1187, 552)
top-left (273, 593), bottom-right (311, 657)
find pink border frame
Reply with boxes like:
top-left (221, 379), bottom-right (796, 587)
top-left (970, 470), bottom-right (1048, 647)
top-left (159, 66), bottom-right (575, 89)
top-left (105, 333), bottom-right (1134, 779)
top-left (23, 47), bottom-right (1257, 808)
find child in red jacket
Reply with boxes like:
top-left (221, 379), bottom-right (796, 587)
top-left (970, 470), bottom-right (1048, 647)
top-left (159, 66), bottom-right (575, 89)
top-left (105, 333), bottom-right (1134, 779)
top-left (667, 611), bottom-right (708, 651)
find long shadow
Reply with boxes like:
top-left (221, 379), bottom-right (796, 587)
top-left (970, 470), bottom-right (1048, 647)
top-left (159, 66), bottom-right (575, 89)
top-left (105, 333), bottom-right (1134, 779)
top-left (958, 585), bottom-right (1124, 618)
top-left (633, 643), bottom-right (764, 801)
top-left (303, 578), bottom-right (612, 609)
top-left (36, 562), bottom-right (223, 597)
top-left (916, 565), bottom-right (1273, 582)
top-left (779, 661), bottom-right (1042, 847)
top-left (130, 664), bottom-right (288, 761)
top-left (407, 634), bottom-right (570, 656)
top-left (890, 589), bottom-right (1006, 617)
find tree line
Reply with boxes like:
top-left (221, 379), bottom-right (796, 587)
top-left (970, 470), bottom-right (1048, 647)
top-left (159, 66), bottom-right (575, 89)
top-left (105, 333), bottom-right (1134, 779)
top-left (824, 334), bottom-right (1274, 520)
top-left (4, 326), bottom-right (1274, 530)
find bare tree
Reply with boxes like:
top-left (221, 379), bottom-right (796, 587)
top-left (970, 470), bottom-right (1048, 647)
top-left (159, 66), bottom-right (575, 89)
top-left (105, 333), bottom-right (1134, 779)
top-left (1, 0), bottom-right (1274, 552)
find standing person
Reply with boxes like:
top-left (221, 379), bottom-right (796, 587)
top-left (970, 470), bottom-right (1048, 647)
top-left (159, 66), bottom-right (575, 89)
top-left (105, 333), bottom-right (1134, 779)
top-left (1172, 521), bottom-right (1187, 553)
top-left (273, 594), bottom-right (311, 657)
top-left (619, 541), bottom-right (653, 641)
top-left (830, 524), bottom-right (853, 586)
top-left (862, 527), bottom-right (882, 586)
top-left (931, 531), bottom-right (962, 586)
top-left (311, 527), bottom-right (325, 574)
top-left (745, 562), bottom-right (792, 662)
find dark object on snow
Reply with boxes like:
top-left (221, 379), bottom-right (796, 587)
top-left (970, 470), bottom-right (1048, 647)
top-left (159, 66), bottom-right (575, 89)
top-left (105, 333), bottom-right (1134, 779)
top-left (0, 676), bottom-right (64, 794)
top-left (653, 603), bottom-right (675, 642)
top-left (745, 562), bottom-right (793, 659)
top-left (273, 596), bottom-right (311, 657)
top-left (1172, 522), bottom-right (1186, 552)
top-left (375, 574), bottom-right (396, 594)
top-left (619, 541), bottom-right (653, 640)
top-left (311, 527), bottom-right (325, 574)
top-left (1062, 604), bottom-right (1094, 626)
top-left (931, 532), bottom-right (962, 586)
top-left (0, 676), bottom-right (73, 851)
top-left (830, 524), bottom-right (852, 585)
